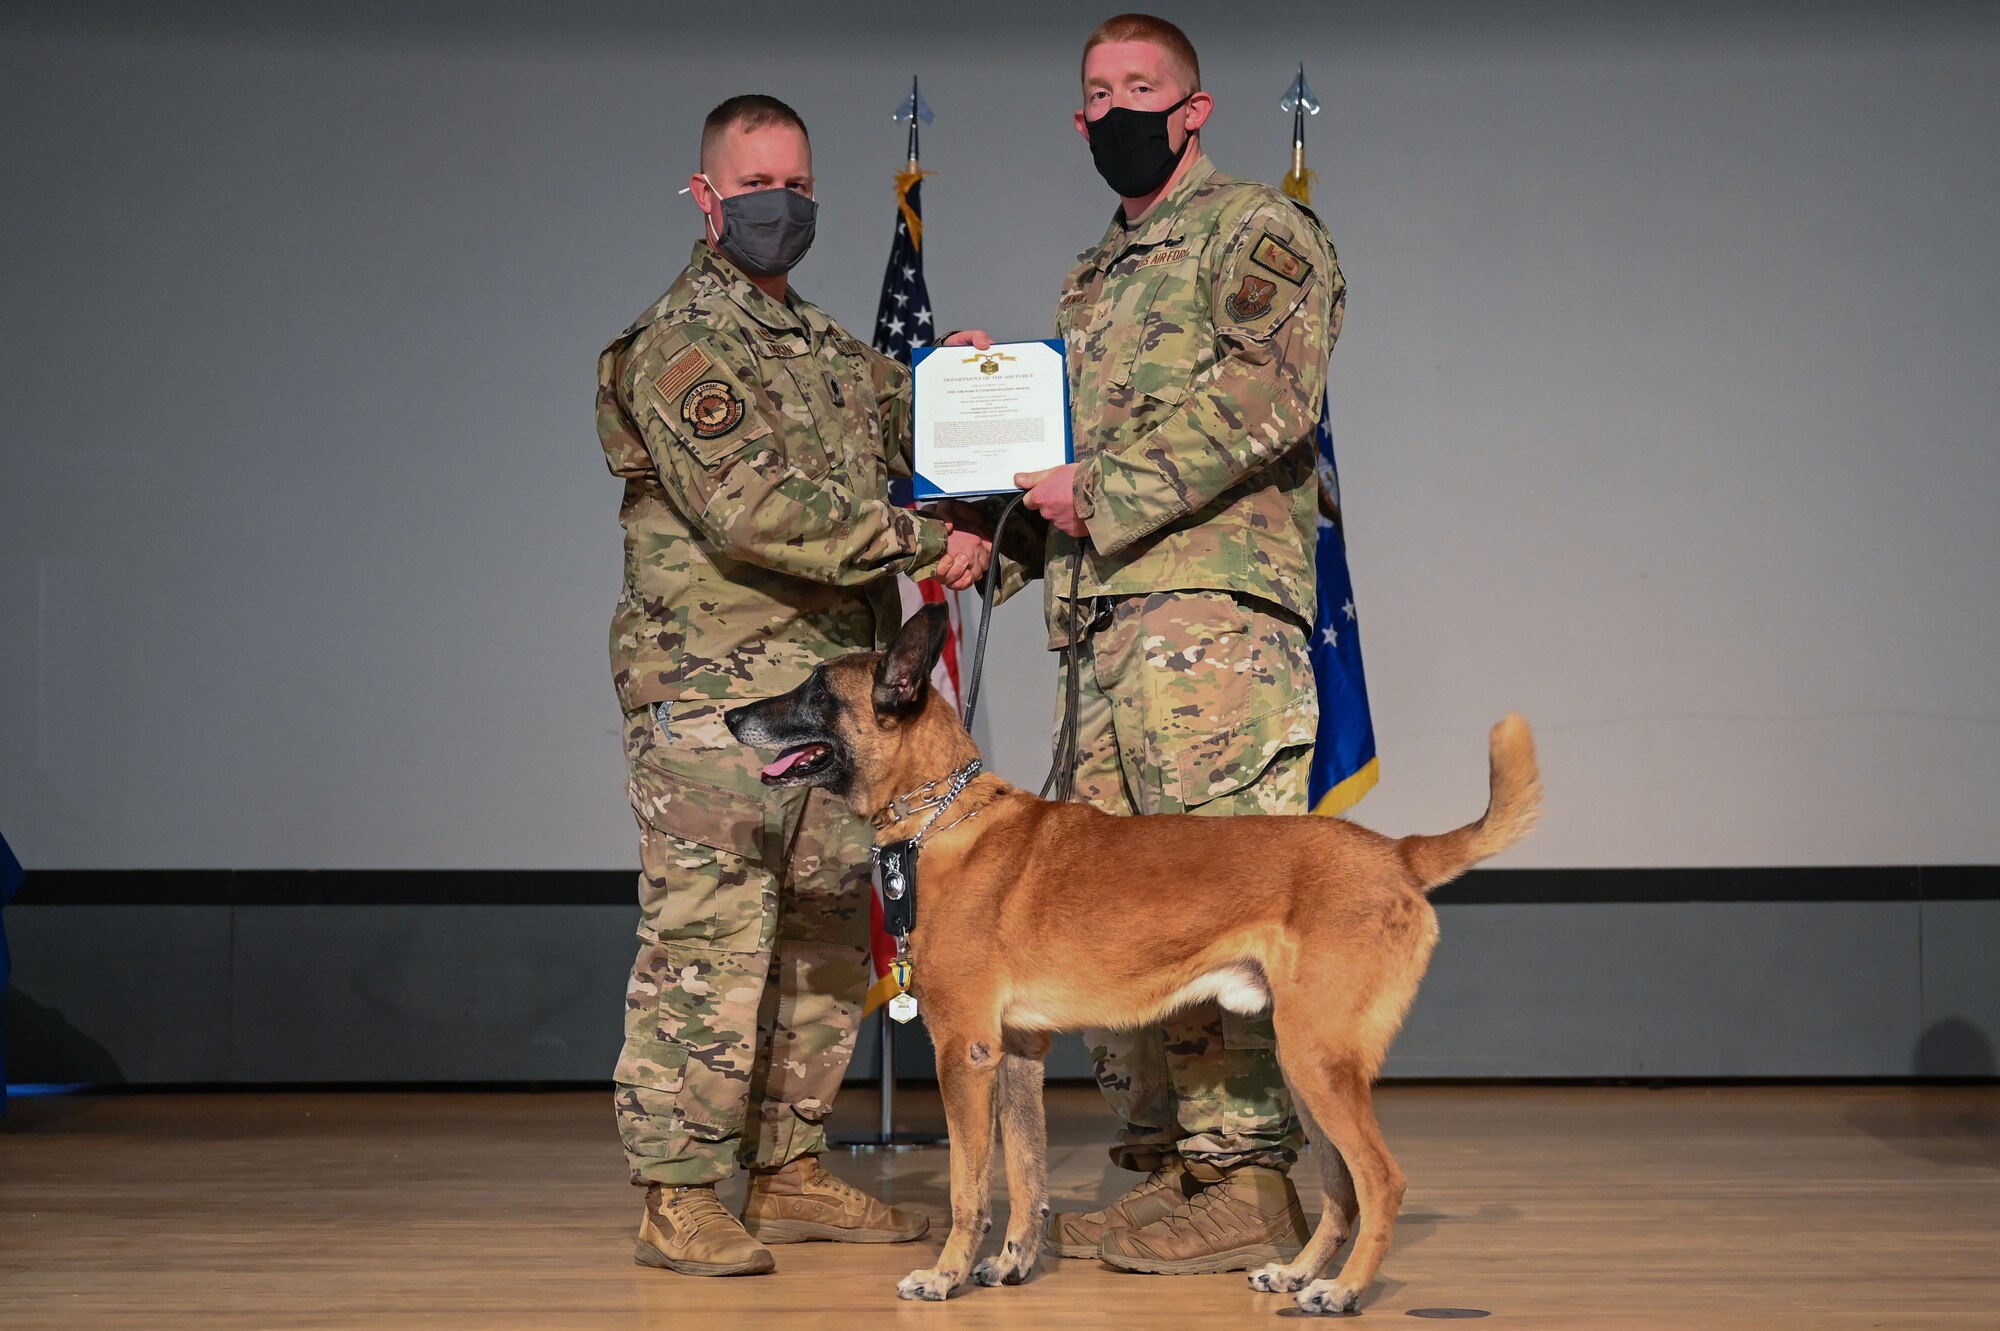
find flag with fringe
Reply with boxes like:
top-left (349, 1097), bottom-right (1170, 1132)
top-left (1281, 71), bottom-right (1380, 816)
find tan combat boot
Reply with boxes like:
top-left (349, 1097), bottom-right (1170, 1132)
top-left (1097, 1163), bottom-right (1310, 1274)
top-left (634, 1183), bottom-right (776, 1276)
top-left (1048, 1156), bottom-right (1197, 1258)
top-left (741, 1155), bottom-right (929, 1244)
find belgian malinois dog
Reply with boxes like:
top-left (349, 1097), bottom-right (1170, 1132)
top-left (725, 604), bottom-right (1540, 1313)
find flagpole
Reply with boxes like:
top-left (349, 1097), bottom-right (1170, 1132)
top-left (877, 1009), bottom-right (896, 1139)
top-left (878, 70), bottom-right (915, 1148)
top-left (1281, 63), bottom-right (1319, 205)
top-left (1278, 62), bottom-right (1383, 819)
top-left (838, 74), bottom-right (946, 1154)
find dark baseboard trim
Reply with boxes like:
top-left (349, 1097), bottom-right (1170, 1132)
top-left (6, 865), bottom-right (1994, 907)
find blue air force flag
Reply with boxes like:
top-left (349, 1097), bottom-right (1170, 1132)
top-left (1308, 409), bottom-right (1380, 815)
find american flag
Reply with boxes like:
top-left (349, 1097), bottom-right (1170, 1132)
top-left (873, 174), bottom-right (936, 357)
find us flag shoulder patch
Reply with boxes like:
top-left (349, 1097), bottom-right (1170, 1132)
top-left (653, 345), bottom-right (712, 404)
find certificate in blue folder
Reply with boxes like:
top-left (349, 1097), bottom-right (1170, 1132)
top-left (910, 339), bottom-right (1073, 498)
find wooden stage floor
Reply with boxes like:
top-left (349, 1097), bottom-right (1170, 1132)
top-left (3, 1083), bottom-right (1995, 1329)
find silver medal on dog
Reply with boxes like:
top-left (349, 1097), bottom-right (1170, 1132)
top-left (888, 992), bottom-right (919, 1023)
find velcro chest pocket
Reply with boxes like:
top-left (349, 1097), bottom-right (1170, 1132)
top-left (753, 332), bottom-right (839, 479)
top-left (1108, 247), bottom-right (1210, 408)
top-left (824, 334), bottom-right (885, 466)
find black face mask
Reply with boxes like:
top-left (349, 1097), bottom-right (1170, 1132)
top-left (1086, 94), bottom-right (1193, 200)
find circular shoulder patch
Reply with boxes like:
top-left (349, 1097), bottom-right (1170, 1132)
top-left (680, 380), bottom-right (745, 440)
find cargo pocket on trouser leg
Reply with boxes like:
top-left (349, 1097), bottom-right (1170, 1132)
top-left (1123, 591), bottom-right (1318, 816)
top-left (614, 935), bottom-right (769, 1186)
top-left (624, 704), bottom-right (775, 941)
top-left (1163, 704), bottom-right (1316, 815)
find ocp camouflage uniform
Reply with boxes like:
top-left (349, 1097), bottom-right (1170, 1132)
top-left (1049, 156), bottom-right (1343, 1174)
top-left (597, 242), bottom-right (950, 1187)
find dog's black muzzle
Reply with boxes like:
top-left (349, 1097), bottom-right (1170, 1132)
top-left (724, 672), bottom-right (851, 792)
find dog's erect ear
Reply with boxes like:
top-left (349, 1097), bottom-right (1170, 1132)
top-left (874, 603), bottom-right (951, 716)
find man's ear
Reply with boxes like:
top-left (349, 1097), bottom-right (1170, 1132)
top-left (874, 603), bottom-right (951, 716)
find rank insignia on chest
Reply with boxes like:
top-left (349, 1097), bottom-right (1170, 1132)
top-left (1225, 274), bottom-right (1278, 322)
top-left (681, 380), bottom-right (745, 439)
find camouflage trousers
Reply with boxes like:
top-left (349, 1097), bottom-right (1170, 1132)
top-left (613, 700), bottom-right (873, 1187)
top-left (1062, 589), bottom-right (1318, 1174)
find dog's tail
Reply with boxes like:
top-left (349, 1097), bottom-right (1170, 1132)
top-left (1396, 713), bottom-right (1541, 892)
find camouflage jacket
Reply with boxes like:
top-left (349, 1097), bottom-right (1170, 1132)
top-left (1048, 156), bottom-right (1343, 646)
top-left (597, 243), bottom-right (949, 709)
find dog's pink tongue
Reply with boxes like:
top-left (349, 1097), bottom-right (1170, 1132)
top-left (761, 748), bottom-right (812, 779)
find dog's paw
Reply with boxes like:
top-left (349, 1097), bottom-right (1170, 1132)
top-left (1247, 1261), bottom-right (1310, 1293)
top-left (1295, 1279), bottom-right (1361, 1315)
top-left (896, 1267), bottom-right (960, 1302)
top-left (972, 1239), bottom-right (1038, 1287)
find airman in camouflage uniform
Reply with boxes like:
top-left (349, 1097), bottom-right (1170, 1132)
top-left (597, 95), bottom-right (987, 1276)
top-left (1017, 18), bottom-right (1344, 1275)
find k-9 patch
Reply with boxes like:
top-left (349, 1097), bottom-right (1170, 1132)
top-left (1250, 232), bottom-right (1312, 285)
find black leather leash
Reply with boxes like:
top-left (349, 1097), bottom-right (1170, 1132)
top-left (957, 492), bottom-right (1086, 803)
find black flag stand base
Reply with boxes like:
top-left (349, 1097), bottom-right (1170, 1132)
top-left (835, 1012), bottom-right (949, 1151)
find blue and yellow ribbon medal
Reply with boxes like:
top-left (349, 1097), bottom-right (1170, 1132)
top-left (888, 954), bottom-right (918, 1024)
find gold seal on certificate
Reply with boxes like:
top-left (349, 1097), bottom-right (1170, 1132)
top-left (911, 339), bottom-right (1073, 498)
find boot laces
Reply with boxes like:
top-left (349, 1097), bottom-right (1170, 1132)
top-left (800, 1158), bottom-right (874, 1209)
top-left (1159, 1177), bottom-right (1253, 1244)
top-left (668, 1185), bottom-right (738, 1237)
top-left (1092, 1161), bottom-right (1178, 1222)
top-left (1129, 1162), bottom-right (1181, 1203)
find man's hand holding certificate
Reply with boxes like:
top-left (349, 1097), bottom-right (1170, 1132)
top-left (911, 338), bottom-right (1073, 499)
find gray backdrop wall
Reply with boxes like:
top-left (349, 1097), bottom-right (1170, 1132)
top-left (3, 1), bottom-right (1995, 1084)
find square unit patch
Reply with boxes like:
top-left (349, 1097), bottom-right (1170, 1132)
top-left (1250, 232), bottom-right (1312, 285)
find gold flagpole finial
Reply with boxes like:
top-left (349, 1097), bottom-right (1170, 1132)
top-left (891, 76), bottom-right (936, 247)
top-left (1279, 64), bottom-right (1320, 205)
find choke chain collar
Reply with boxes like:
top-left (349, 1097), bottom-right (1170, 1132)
top-left (869, 757), bottom-right (985, 838)
top-left (872, 758), bottom-right (984, 846)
